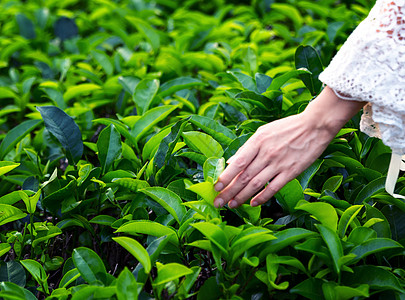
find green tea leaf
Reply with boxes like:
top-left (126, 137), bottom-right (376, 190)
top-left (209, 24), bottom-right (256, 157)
top-left (365, 203), bottom-right (391, 238)
top-left (133, 78), bottom-right (159, 114)
top-left (42, 180), bottom-right (77, 214)
top-left (0, 204), bottom-right (27, 226)
top-left (63, 83), bottom-right (102, 102)
top-left (16, 14), bottom-right (36, 39)
top-left (139, 187), bottom-right (186, 223)
top-left (203, 157), bottom-right (225, 183)
top-left (349, 238), bottom-right (403, 263)
top-left (131, 105), bottom-right (177, 142)
top-left (230, 227), bottom-right (276, 263)
top-left (191, 222), bottom-right (228, 254)
top-left (316, 224), bottom-right (343, 275)
top-left (187, 181), bottom-right (218, 206)
top-left (354, 177), bottom-right (386, 205)
top-left (72, 247), bottom-right (107, 285)
top-left (0, 119), bottom-right (42, 160)
top-left (89, 215), bottom-right (116, 226)
top-left (338, 205), bottom-right (363, 238)
top-left (260, 228), bottom-right (317, 258)
top-left (182, 131), bottom-right (223, 158)
top-left (227, 71), bottom-right (257, 92)
top-left (59, 268), bottom-right (80, 289)
top-left (295, 45), bottom-right (323, 96)
top-left (97, 124), bottom-right (122, 174)
top-left (0, 261), bottom-right (26, 287)
top-left (113, 237), bottom-right (151, 273)
top-left (91, 50), bottom-right (113, 76)
top-left (153, 262), bottom-right (193, 286)
top-left (268, 69), bottom-right (310, 91)
top-left (20, 189), bottom-right (41, 214)
top-left (116, 220), bottom-right (178, 244)
top-left (0, 282), bottom-right (37, 300)
top-left (276, 179), bottom-right (304, 213)
top-left (296, 200), bottom-right (338, 231)
top-left (322, 175), bottom-right (343, 192)
top-left (116, 268), bottom-right (139, 300)
top-left (158, 77), bottom-right (204, 98)
top-left (189, 115), bottom-right (236, 145)
top-left (0, 161), bottom-right (20, 176)
top-left (20, 259), bottom-right (49, 294)
top-left (37, 106), bottom-right (83, 164)
top-left (343, 265), bottom-right (405, 294)
top-left (127, 16), bottom-right (160, 51)
top-left (0, 244), bottom-right (11, 258)
top-left (153, 118), bottom-right (189, 169)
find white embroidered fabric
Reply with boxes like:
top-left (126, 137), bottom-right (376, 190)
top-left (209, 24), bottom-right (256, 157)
top-left (318, 0), bottom-right (405, 196)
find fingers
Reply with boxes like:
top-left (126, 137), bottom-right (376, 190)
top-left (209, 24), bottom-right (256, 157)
top-left (250, 172), bottom-right (295, 207)
top-left (219, 163), bottom-right (278, 208)
top-left (214, 140), bottom-right (260, 191)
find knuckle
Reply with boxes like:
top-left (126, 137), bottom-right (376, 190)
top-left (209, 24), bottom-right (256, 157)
top-left (234, 157), bottom-right (247, 169)
top-left (239, 171), bottom-right (251, 184)
top-left (266, 184), bottom-right (279, 196)
top-left (251, 177), bottom-right (263, 190)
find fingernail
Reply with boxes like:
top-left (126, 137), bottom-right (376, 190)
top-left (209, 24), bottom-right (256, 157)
top-left (226, 156), bottom-right (234, 164)
top-left (215, 198), bottom-right (224, 208)
top-left (228, 200), bottom-right (237, 209)
top-left (251, 200), bottom-right (259, 207)
top-left (214, 182), bottom-right (224, 191)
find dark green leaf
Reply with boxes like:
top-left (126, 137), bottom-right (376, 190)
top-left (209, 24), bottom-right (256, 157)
top-left (349, 238), bottom-right (403, 263)
top-left (255, 73), bottom-right (272, 94)
top-left (54, 17), bottom-right (78, 40)
top-left (0, 282), bottom-right (37, 300)
top-left (189, 115), bottom-right (236, 145)
top-left (228, 71), bottom-right (258, 92)
top-left (139, 187), bottom-right (186, 223)
top-left (295, 45), bottom-right (323, 95)
top-left (0, 261), bottom-right (26, 287)
top-left (37, 106), bottom-right (83, 164)
top-left (154, 118), bottom-right (188, 169)
top-left (0, 119), bottom-right (42, 160)
top-left (16, 14), bottom-right (36, 39)
top-left (72, 247), bottom-right (107, 285)
top-left (316, 224), bottom-right (343, 275)
top-left (97, 124), bottom-right (122, 174)
top-left (343, 265), bottom-right (405, 294)
top-left (276, 179), bottom-right (304, 214)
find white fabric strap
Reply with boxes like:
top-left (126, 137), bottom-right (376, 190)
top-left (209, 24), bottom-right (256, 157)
top-left (385, 153), bottom-right (405, 199)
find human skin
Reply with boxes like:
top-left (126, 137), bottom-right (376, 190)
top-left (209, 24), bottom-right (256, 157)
top-left (213, 86), bottom-right (367, 209)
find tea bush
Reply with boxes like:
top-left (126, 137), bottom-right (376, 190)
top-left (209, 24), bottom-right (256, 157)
top-left (0, 0), bottom-right (404, 299)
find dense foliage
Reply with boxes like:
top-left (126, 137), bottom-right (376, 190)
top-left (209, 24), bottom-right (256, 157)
top-left (1, 0), bottom-right (405, 299)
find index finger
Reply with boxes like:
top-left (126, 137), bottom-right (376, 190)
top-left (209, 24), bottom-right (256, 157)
top-left (214, 140), bottom-right (259, 191)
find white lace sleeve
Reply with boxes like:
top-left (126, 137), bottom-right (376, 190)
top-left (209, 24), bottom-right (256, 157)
top-left (318, 0), bottom-right (405, 197)
top-left (319, 0), bottom-right (405, 155)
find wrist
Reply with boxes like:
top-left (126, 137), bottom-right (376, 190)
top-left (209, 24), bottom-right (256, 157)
top-left (302, 86), bottom-right (367, 136)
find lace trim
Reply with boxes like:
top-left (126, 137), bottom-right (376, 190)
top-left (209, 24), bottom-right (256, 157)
top-left (318, 0), bottom-right (405, 197)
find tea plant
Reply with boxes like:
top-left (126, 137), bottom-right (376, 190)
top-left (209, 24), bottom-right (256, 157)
top-left (1, 0), bottom-right (404, 299)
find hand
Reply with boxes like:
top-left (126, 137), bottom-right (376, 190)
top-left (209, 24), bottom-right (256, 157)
top-left (213, 87), bottom-right (366, 209)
